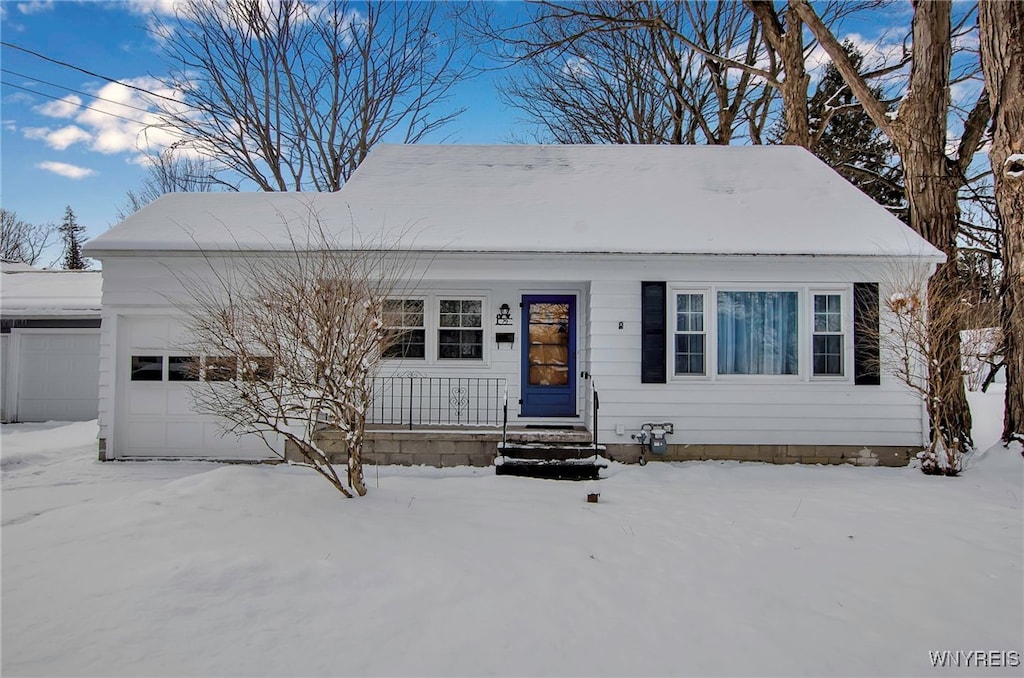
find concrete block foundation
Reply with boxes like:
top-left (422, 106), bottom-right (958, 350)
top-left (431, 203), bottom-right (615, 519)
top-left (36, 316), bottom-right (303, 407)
top-left (285, 428), bottom-right (918, 469)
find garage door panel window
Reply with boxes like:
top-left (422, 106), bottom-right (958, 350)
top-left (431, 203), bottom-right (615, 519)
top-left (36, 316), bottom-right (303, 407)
top-left (204, 356), bottom-right (237, 382)
top-left (241, 357), bottom-right (275, 381)
top-left (131, 355), bottom-right (164, 381)
top-left (168, 356), bottom-right (201, 381)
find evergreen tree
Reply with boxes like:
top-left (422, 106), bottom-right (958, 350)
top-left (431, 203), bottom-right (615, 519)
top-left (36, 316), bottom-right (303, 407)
top-left (59, 205), bottom-right (88, 270)
top-left (773, 41), bottom-right (907, 222)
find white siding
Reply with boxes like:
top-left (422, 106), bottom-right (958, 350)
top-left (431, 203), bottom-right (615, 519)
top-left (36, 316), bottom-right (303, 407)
top-left (97, 256), bottom-right (594, 457)
top-left (94, 252), bottom-right (930, 458)
top-left (587, 259), bottom-right (928, 448)
top-left (0, 334), bottom-right (9, 422)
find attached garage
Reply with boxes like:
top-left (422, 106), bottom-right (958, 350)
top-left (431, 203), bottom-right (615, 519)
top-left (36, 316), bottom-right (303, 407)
top-left (113, 314), bottom-right (272, 459)
top-left (1, 263), bottom-right (102, 423)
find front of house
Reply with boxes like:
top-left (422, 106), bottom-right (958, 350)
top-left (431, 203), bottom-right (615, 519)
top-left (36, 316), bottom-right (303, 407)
top-left (83, 145), bottom-right (943, 466)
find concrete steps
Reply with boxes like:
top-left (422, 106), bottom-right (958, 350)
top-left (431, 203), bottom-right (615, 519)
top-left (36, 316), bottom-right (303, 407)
top-left (496, 435), bottom-right (606, 480)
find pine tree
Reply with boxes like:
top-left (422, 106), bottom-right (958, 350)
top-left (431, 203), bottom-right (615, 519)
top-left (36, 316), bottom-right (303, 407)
top-left (771, 41), bottom-right (906, 222)
top-left (809, 42), bottom-right (906, 222)
top-left (59, 205), bottom-right (88, 270)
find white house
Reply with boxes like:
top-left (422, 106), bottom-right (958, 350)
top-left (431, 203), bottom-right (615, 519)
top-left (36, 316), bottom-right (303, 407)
top-left (1, 262), bottom-right (103, 423)
top-left (83, 144), bottom-right (943, 466)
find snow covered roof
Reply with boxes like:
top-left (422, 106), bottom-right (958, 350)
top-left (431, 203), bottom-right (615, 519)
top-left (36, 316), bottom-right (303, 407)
top-left (0, 260), bottom-right (43, 273)
top-left (85, 144), bottom-right (943, 260)
top-left (1, 270), bottom-right (103, 317)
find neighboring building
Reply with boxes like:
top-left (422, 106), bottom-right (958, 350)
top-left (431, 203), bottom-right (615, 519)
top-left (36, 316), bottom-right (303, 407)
top-left (1, 262), bottom-right (102, 422)
top-left (83, 145), bottom-right (943, 466)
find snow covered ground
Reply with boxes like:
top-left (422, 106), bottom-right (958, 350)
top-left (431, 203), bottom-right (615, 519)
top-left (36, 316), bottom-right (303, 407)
top-left (2, 389), bottom-right (1021, 677)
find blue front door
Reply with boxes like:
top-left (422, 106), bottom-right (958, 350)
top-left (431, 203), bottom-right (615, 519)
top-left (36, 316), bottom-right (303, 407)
top-left (521, 295), bottom-right (576, 417)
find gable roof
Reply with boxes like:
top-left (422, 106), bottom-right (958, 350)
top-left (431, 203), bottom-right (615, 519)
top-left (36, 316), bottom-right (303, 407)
top-left (85, 144), bottom-right (943, 260)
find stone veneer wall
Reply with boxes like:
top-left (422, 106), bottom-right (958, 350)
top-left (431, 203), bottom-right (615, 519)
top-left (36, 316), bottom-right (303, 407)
top-left (287, 430), bottom-right (917, 468)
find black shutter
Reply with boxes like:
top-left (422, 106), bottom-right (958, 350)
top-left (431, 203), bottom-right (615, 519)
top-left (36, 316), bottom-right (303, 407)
top-left (853, 282), bottom-right (881, 385)
top-left (641, 281), bottom-right (667, 383)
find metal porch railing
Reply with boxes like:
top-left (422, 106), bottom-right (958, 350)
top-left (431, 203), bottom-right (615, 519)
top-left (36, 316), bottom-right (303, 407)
top-left (370, 375), bottom-right (507, 429)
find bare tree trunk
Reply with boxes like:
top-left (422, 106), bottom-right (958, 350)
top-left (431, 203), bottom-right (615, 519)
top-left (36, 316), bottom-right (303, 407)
top-left (979, 0), bottom-right (1024, 443)
top-left (746, 1), bottom-right (810, 148)
top-left (794, 0), bottom-right (981, 451)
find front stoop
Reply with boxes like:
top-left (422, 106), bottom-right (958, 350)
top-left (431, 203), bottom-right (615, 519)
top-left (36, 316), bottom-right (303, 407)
top-left (495, 457), bottom-right (606, 480)
top-left (496, 440), bottom-right (607, 481)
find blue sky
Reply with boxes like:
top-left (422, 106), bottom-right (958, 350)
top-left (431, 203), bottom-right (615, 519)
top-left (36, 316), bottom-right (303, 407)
top-left (0, 0), bottom-right (937, 262)
top-left (0, 0), bottom-right (520, 256)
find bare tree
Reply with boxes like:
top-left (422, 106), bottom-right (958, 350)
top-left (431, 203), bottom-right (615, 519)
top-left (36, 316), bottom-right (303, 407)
top-left (876, 267), bottom-right (974, 474)
top-left (978, 0), bottom-right (1024, 444)
top-left (1, 208), bottom-right (56, 266)
top-left (176, 218), bottom-right (414, 497)
top-left (150, 0), bottom-right (471, 192)
top-left (793, 0), bottom-right (990, 451)
top-left (491, 1), bottom-right (875, 149)
top-left (117, 149), bottom-right (216, 221)
top-left (497, 1), bottom-right (773, 145)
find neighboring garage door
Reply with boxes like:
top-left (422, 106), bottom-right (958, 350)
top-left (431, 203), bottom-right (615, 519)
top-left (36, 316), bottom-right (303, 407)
top-left (16, 331), bottom-right (100, 421)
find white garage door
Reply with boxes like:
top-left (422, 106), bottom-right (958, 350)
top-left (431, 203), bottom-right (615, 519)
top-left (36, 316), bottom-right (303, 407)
top-left (16, 332), bottom-right (100, 422)
top-left (119, 316), bottom-right (272, 459)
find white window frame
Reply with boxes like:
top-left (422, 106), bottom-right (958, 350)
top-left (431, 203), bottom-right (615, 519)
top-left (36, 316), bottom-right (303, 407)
top-left (666, 284), bottom-right (861, 384)
top-left (381, 293), bottom-right (490, 367)
top-left (809, 289), bottom-right (851, 381)
top-left (669, 289), bottom-right (710, 380)
top-left (712, 286), bottom-right (804, 382)
top-left (437, 296), bottom-right (486, 362)
top-left (381, 297), bottom-right (427, 361)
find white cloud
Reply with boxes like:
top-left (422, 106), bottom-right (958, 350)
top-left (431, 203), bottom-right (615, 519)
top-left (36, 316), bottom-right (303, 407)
top-left (21, 73), bottom-right (191, 164)
top-left (5, 91), bottom-right (35, 106)
top-left (36, 161), bottom-right (96, 179)
top-left (3, 119), bottom-right (17, 132)
top-left (562, 57), bottom-right (593, 80)
top-left (125, 0), bottom-right (180, 17)
top-left (147, 15), bottom-right (176, 42)
top-left (23, 125), bottom-right (92, 150)
top-left (37, 94), bottom-right (82, 118)
top-left (17, 0), bottom-right (54, 15)
top-left (71, 76), bottom-right (186, 157)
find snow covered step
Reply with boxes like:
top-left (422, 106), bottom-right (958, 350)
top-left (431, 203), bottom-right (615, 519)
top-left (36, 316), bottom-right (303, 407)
top-left (497, 442), bottom-right (606, 460)
top-left (494, 457), bottom-right (607, 481)
top-left (502, 428), bottom-right (593, 444)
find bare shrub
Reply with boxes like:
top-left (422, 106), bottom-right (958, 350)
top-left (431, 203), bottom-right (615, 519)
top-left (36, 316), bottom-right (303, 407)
top-left (175, 216), bottom-right (417, 497)
top-left (875, 265), bottom-right (975, 475)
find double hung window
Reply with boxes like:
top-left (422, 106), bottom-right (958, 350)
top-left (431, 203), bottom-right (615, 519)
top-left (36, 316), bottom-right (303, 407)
top-left (382, 299), bottom-right (426, 359)
top-left (673, 293), bottom-right (706, 376)
top-left (671, 288), bottom-right (849, 379)
top-left (812, 293), bottom-right (844, 376)
top-left (439, 299), bottom-right (483, 360)
top-left (382, 297), bottom-right (485, 362)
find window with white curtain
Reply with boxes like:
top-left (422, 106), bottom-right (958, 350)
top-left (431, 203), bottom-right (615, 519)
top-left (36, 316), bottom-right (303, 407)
top-left (717, 291), bottom-right (799, 375)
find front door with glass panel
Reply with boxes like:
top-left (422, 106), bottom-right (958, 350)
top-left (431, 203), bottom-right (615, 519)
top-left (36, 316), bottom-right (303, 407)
top-left (521, 295), bottom-right (576, 417)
